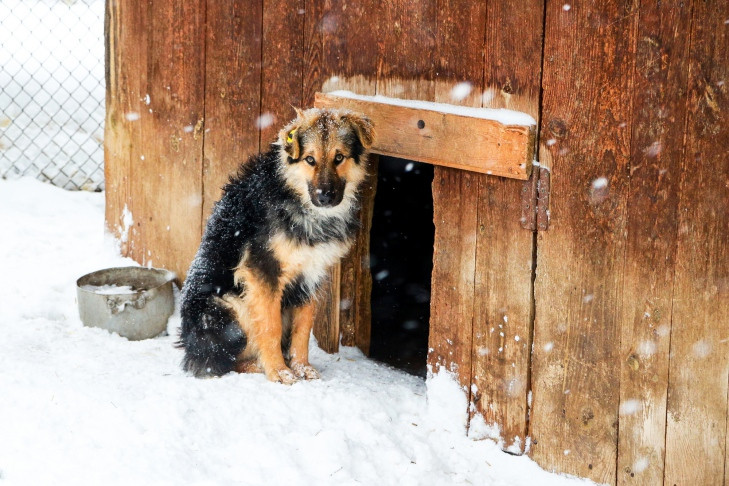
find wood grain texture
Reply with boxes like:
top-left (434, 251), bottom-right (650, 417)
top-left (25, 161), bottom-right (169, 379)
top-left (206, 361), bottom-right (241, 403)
top-left (306, 0), bottom-right (381, 353)
top-left (339, 155), bottom-right (378, 353)
top-left (616, 2), bottom-right (692, 484)
top-left (313, 264), bottom-right (340, 353)
top-left (375, 0), bottom-right (469, 385)
top-left (106, 0), bottom-right (206, 281)
top-left (664, 1), bottom-right (729, 484)
top-left (428, 0), bottom-right (480, 413)
top-left (529, 1), bottom-right (636, 482)
top-left (104, 0), bottom-right (145, 257)
top-left (473, 0), bottom-right (544, 453)
top-left (260, 0), bottom-right (304, 148)
top-left (135, 0), bottom-right (206, 279)
top-left (378, 0), bottom-right (435, 100)
top-left (202, 0), bottom-right (263, 222)
top-left (314, 93), bottom-right (535, 179)
top-left (318, 0), bottom-right (380, 96)
top-left (428, 168), bottom-right (478, 387)
top-left (432, 0), bottom-right (485, 108)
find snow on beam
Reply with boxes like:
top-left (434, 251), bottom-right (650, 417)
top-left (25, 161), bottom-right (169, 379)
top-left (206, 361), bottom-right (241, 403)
top-left (314, 91), bottom-right (537, 180)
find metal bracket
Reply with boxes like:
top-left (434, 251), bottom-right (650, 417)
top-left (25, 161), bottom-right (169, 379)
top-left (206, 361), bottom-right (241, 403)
top-left (520, 166), bottom-right (551, 231)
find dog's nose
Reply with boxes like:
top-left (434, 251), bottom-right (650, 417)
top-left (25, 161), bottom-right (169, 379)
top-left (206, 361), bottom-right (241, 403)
top-left (317, 189), bottom-right (336, 206)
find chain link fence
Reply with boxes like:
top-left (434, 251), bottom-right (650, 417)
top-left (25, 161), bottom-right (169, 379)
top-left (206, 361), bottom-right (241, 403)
top-left (0, 0), bottom-right (105, 191)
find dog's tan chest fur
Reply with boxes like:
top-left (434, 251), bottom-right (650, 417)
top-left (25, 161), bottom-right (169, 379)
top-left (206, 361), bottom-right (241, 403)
top-left (270, 231), bottom-right (350, 291)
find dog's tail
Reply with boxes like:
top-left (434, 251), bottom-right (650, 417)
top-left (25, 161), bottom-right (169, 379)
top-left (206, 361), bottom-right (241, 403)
top-left (177, 295), bottom-right (246, 377)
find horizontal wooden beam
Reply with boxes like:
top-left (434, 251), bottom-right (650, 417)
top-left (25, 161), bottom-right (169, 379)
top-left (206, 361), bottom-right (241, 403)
top-left (314, 92), bottom-right (536, 179)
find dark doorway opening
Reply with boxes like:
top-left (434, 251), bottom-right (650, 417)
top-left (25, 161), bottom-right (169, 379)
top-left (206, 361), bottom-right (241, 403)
top-left (368, 156), bottom-right (434, 378)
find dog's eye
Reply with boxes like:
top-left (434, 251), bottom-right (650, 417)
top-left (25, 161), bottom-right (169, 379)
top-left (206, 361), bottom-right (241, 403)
top-left (305, 156), bottom-right (316, 166)
top-left (334, 153), bottom-right (344, 164)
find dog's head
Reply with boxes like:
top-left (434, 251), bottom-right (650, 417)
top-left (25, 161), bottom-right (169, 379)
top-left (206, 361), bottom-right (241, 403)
top-left (277, 108), bottom-right (375, 210)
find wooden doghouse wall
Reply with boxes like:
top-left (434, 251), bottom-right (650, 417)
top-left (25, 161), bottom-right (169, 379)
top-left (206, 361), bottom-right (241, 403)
top-left (105, 1), bottom-right (729, 484)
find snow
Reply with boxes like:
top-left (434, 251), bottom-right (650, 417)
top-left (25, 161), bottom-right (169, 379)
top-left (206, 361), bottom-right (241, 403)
top-left (256, 112), bottom-right (275, 129)
top-left (80, 284), bottom-right (136, 295)
top-left (0, 177), bottom-right (596, 486)
top-left (619, 399), bottom-right (642, 416)
top-left (449, 82), bottom-right (473, 102)
top-left (692, 339), bottom-right (712, 358)
top-left (328, 90), bottom-right (537, 126)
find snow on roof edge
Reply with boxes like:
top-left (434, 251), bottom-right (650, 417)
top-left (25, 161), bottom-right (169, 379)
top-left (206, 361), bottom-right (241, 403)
top-left (327, 90), bottom-right (537, 127)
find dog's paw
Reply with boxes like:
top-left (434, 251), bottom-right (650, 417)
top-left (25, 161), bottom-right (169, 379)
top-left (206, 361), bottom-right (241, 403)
top-left (291, 362), bottom-right (321, 380)
top-left (267, 367), bottom-right (298, 385)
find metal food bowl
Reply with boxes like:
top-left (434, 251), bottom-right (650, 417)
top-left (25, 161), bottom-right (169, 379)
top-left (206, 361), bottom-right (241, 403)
top-left (76, 266), bottom-right (176, 340)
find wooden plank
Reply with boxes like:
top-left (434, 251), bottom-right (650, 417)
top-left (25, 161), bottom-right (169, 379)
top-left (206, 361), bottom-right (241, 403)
top-left (106, 0), bottom-right (206, 281)
top-left (306, 0), bottom-right (381, 353)
top-left (664, 1), bottom-right (729, 484)
top-left (378, 0), bottom-right (436, 100)
top-left (616, 2), bottom-right (692, 484)
top-left (529, 1), bottom-right (636, 483)
top-left (313, 264), bottom-right (340, 353)
top-left (428, 167), bottom-right (479, 387)
top-left (353, 155), bottom-right (378, 353)
top-left (317, 0), bottom-right (380, 97)
top-left (339, 155), bottom-right (378, 352)
top-left (427, 0), bottom-right (478, 410)
top-left (432, 0), bottom-right (485, 108)
top-left (472, 0), bottom-right (544, 453)
top-left (259, 0), bottom-right (304, 149)
top-left (314, 92), bottom-right (535, 179)
top-left (105, 0), bottom-right (145, 257)
top-left (129, 0), bottom-right (206, 280)
top-left (202, 1), bottom-right (263, 221)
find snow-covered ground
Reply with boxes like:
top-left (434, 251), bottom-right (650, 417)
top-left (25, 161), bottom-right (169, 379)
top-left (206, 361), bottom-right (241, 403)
top-left (0, 178), bottom-right (597, 485)
top-left (0, 0), bottom-right (105, 190)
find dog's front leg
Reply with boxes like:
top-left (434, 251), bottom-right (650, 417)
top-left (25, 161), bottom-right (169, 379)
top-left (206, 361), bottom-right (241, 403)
top-left (254, 291), bottom-right (298, 385)
top-left (230, 271), bottom-right (297, 384)
top-left (289, 300), bottom-right (320, 380)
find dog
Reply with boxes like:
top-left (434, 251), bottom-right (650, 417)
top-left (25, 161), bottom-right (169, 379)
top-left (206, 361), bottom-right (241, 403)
top-left (178, 107), bottom-right (374, 383)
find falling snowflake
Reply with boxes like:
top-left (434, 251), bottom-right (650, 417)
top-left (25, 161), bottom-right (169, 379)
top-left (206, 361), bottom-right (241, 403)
top-left (256, 112), bottom-right (274, 129)
top-left (619, 399), bottom-right (642, 416)
top-left (450, 82), bottom-right (472, 102)
top-left (590, 177), bottom-right (609, 204)
top-left (692, 339), bottom-right (711, 358)
top-left (643, 141), bottom-right (663, 158)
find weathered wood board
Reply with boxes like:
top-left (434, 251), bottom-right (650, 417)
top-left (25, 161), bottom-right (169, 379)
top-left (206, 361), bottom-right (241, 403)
top-left (314, 92), bottom-right (536, 179)
top-left (106, 0), bottom-right (206, 281)
top-left (664, 1), bottom-right (729, 484)
top-left (259, 0), bottom-right (304, 149)
top-left (338, 155), bottom-right (378, 352)
top-left (529, 1), bottom-right (635, 483)
top-left (202, 0), bottom-right (262, 220)
top-left (428, 167), bottom-right (479, 389)
top-left (616, 2), bottom-right (691, 484)
top-left (307, 0), bottom-right (382, 354)
top-left (312, 265), bottom-right (340, 354)
top-left (472, 0), bottom-right (544, 453)
top-left (428, 0), bottom-right (478, 399)
top-left (104, 0), bottom-right (143, 258)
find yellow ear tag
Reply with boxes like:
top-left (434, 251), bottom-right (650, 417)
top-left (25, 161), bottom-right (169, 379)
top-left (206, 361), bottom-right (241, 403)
top-left (286, 129), bottom-right (297, 144)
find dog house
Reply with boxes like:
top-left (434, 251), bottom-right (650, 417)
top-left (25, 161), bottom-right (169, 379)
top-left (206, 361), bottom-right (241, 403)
top-left (104, 1), bottom-right (728, 485)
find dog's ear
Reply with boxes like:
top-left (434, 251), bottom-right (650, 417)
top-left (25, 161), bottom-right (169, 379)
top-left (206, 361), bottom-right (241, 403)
top-left (279, 109), bottom-right (305, 160)
top-left (341, 112), bottom-right (375, 149)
